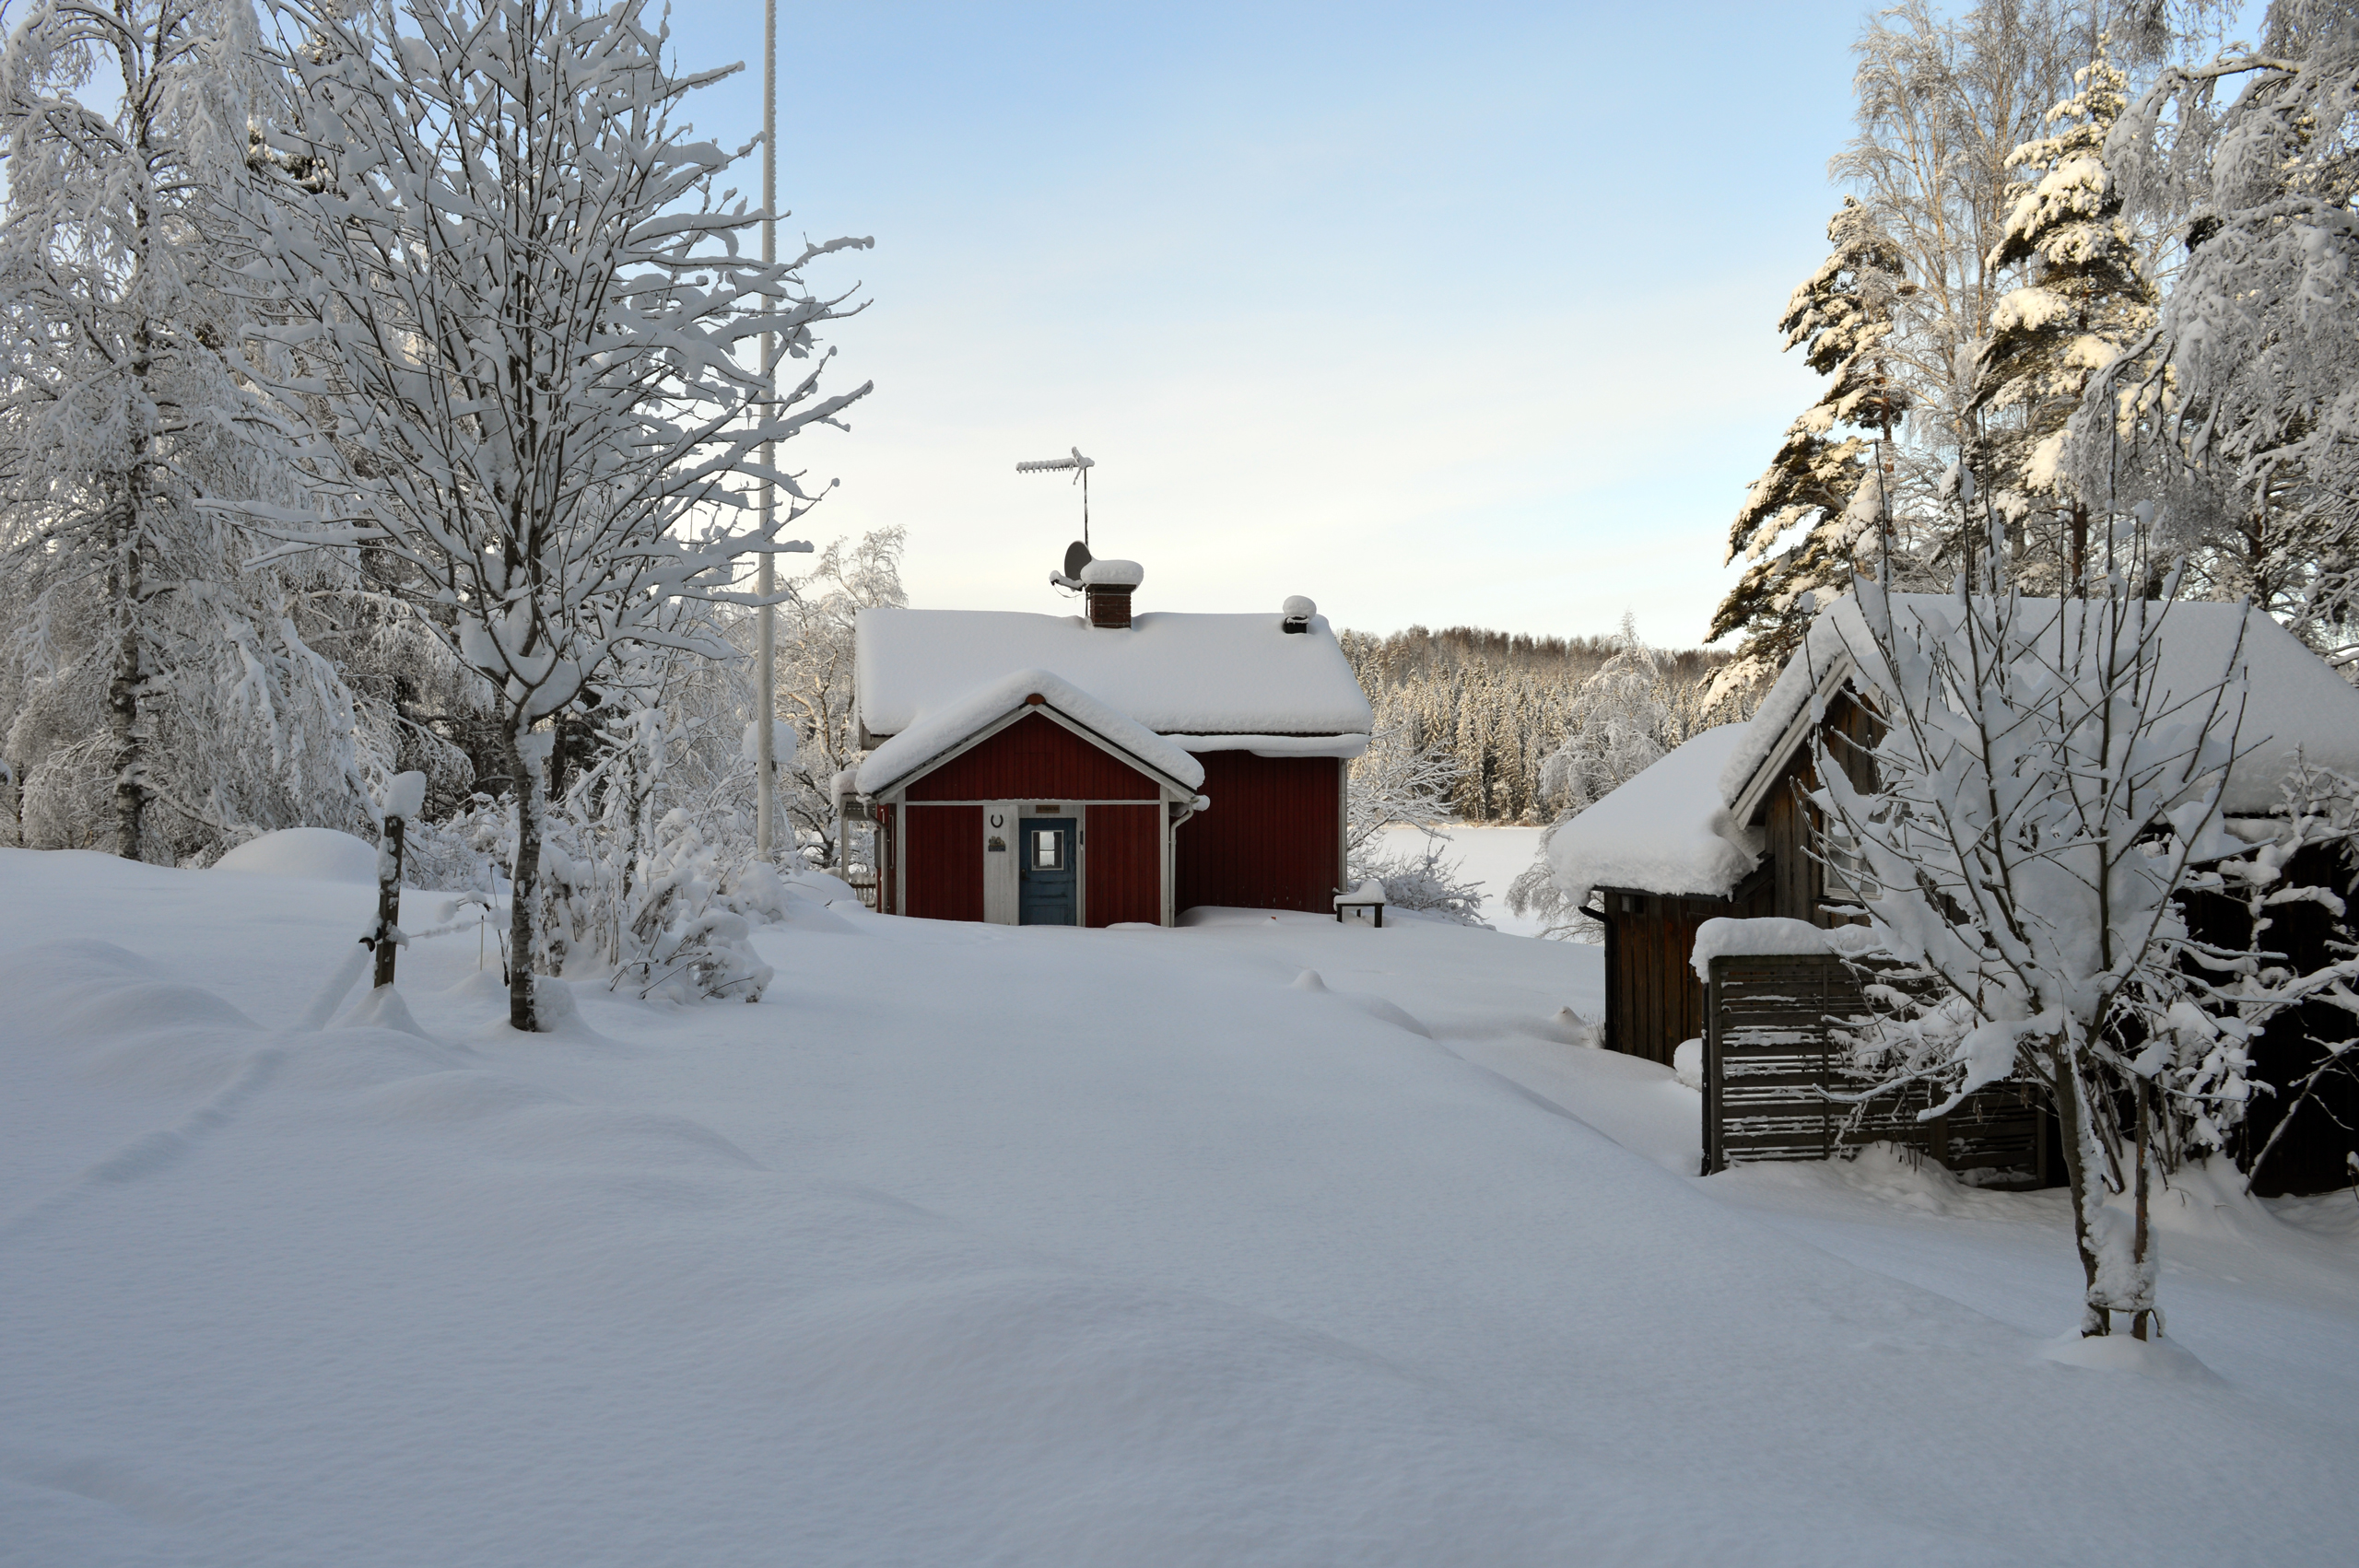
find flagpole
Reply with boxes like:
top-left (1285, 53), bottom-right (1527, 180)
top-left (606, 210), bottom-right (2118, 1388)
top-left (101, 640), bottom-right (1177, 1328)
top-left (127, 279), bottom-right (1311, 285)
top-left (755, 0), bottom-right (779, 860)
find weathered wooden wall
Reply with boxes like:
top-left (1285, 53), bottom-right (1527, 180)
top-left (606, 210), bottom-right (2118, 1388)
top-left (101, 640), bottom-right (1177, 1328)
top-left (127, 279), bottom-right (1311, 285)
top-left (906, 712), bottom-right (1160, 802)
top-left (1085, 803), bottom-right (1163, 927)
top-left (1759, 689), bottom-right (1879, 922)
top-left (1601, 882), bottom-right (1774, 1066)
top-left (1704, 951), bottom-right (2045, 1182)
top-left (1174, 753), bottom-right (1341, 915)
top-left (902, 804), bottom-right (983, 921)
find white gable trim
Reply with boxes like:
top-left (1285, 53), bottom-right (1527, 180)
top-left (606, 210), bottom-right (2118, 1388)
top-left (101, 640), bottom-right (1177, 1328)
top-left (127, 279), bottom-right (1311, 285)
top-left (1728, 652), bottom-right (1855, 828)
top-left (873, 699), bottom-right (1201, 803)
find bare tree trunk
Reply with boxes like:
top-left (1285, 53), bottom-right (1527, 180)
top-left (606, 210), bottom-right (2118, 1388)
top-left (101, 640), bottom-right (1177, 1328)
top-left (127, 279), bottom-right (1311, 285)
top-left (107, 482), bottom-right (147, 860)
top-left (2069, 501), bottom-right (2089, 597)
top-left (2131, 1075), bottom-right (2154, 1340)
top-left (371, 813), bottom-right (407, 989)
top-left (507, 720), bottom-right (545, 1033)
top-left (2051, 1053), bottom-right (2113, 1336)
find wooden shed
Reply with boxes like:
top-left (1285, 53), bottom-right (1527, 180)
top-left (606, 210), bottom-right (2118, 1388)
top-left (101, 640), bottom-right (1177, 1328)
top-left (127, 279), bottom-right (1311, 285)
top-left (1550, 723), bottom-right (1776, 1066)
top-left (1566, 591), bottom-right (2359, 1190)
top-left (847, 562), bottom-right (1373, 926)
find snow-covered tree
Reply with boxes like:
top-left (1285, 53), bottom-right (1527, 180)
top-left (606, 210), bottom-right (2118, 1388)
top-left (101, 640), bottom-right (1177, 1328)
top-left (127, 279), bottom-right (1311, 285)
top-left (1708, 198), bottom-right (1911, 695)
top-left (1813, 2), bottom-right (2237, 605)
top-left (1512, 617), bottom-right (1714, 939)
top-left (1814, 573), bottom-right (2271, 1339)
top-left (1969, 42), bottom-right (2159, 591)
top-left (243, 0), bottom-right (872, 1029)
top-left (1341, 723), bottom-right (1486, 925)
top-left (766, 526), bottom-right (903, 865)
top-left (0, 0), bottom-right (380, 858)
top-left (2091, 3), bottom-right (2359, 659)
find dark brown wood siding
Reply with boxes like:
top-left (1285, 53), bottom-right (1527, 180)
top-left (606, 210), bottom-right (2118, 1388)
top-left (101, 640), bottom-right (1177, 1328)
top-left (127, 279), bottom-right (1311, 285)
top-left (1174, 753), bottom-right (1342, 915)
top-left (905, 711), bottom-right (1161, 802)
top-left (903, 804), bottom-right (983, 921)
top-left (1757, 690), bottom-right (1879, 924)
top-left (1601, 880), bottom-right (1775, 1067)
top-left (1085, 803), bottom-right (1163, 927)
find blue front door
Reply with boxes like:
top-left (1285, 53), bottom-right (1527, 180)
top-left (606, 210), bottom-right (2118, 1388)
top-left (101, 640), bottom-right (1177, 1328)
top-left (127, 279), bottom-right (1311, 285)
top-left (1018, 816), bottom-right (1077, 926)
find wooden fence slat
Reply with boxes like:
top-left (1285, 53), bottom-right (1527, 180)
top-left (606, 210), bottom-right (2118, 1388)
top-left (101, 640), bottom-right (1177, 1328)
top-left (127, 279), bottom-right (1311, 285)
top-left (1704, 951), bottom-right (2044, 1185)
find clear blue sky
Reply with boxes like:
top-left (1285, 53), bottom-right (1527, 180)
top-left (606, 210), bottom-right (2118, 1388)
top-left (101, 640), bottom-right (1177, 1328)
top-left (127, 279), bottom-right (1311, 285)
top-left (660, 3), bottom-right (1877, 646)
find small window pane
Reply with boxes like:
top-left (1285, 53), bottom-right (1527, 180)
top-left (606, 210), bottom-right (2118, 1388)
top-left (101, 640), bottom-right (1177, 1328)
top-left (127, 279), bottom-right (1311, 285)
top-left (1032, 830), bottom-right (1063, 870)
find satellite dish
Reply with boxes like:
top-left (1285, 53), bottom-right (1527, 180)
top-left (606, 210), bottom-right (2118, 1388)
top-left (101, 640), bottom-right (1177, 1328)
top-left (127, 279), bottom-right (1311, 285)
top-left (1062, 540), bottom-right (1093, 579)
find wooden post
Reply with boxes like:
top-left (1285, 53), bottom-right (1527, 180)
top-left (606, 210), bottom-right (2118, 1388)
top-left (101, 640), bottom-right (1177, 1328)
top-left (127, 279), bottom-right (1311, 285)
top-left (370, 772), bottom-right (427, 989)
top-left (372, 813), bottom-right (406, 989)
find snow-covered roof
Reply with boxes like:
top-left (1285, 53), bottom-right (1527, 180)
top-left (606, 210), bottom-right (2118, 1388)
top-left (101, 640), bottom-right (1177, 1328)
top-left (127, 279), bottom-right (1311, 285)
top-left (1722, 593), bottom-right (2359, 820)
top-left (856, 609), bottom-right (1375, 742)
top-left (855, 667), bottom-right (1206, 797)
top-left (1548, 724), bottom-right (1764, 906)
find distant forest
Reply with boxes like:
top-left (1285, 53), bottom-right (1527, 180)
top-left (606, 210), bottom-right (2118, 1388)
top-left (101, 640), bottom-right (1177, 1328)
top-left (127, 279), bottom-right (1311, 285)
top-left (1339, 625), bottom-right (1731, 825)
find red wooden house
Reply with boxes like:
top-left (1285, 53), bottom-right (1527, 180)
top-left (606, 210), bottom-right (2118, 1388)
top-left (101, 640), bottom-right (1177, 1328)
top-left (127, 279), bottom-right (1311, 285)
top-left (846, 563), bottom-right (1375, 926)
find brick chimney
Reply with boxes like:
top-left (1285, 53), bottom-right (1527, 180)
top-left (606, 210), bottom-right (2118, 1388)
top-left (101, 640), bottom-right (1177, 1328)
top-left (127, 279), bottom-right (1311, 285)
top-left (1080, 558), bottom-right (1144, 629)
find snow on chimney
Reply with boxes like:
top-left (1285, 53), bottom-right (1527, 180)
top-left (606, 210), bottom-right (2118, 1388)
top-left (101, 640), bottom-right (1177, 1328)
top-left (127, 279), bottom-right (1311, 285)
top-left (1080, 558), bottom-right (1144, 628)
top-left (1280, 595), bottom-right (1315, 634)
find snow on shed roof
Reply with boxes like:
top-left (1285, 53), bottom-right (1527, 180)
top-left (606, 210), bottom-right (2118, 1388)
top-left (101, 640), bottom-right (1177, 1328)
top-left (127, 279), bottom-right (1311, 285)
top-left (855, 668), bottom-right (1206, 797)
top-left (1721, 593), bottom-right (2359, 820)
top-left (856, 609), bottom-right (1375, 741)
top-left (1548, 724), bottom-right (1764, 907)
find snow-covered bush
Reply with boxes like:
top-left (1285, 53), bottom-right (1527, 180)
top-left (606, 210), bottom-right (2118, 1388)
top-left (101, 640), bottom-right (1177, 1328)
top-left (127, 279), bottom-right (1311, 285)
top-left (1345, 726), bottom-right (1488, 926)
top-left (609, 812), bottom-right (773, 1004)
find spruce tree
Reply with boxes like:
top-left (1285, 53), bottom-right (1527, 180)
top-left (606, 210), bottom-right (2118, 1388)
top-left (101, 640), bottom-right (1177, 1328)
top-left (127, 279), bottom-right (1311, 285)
top-left (1708, 197), bottom-right (1911, 693)
top-left (1967, 44), bottom-right (2157, 592)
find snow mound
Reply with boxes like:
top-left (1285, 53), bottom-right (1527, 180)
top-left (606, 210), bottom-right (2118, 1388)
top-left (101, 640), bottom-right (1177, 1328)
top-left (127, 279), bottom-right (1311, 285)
top-left (335, 984), bottom-right (438, 1043)
top-left (214, 827), bottom-right (381, 885)
top-left (2039, 1330), bottom-right (2218, 1382)
top-left (360, 1070), bottom-right (568, 1126)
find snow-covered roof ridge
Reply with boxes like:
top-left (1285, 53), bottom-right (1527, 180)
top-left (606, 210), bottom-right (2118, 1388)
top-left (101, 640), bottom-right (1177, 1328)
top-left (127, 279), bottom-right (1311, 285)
top-left (855, 667), bottom-right (1206, 797)
top-left (856, 608), bottom-right (1375, 741)
top-left (1548, 724), bottom-right (1764, 907)
top-left (1720, 592), bottom-right (2359, 819)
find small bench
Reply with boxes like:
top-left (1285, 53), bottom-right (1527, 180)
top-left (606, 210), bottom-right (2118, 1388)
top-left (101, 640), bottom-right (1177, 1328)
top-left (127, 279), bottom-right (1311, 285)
top-left (1333, 880), bottom-right (1389, 928)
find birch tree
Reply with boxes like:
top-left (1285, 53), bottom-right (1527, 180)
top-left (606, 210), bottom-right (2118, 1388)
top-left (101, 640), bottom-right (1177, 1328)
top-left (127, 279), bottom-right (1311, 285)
top-left (244, 0), bottom-right (872, 1029)
top-left (0, 0), bottom-right (370, 858)
top-left (2089, 1), bottom-right (2359, 659)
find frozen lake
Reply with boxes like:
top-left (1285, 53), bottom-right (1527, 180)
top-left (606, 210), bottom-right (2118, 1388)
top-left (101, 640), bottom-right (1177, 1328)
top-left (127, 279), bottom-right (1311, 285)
top-left (1374, 822), bottom-right (1567, 939)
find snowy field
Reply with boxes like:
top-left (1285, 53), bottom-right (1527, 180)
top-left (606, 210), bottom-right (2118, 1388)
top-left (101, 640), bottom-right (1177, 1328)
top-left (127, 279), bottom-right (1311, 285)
top-left (1375, 822), bottom-right (1555, 936)
top-left (6, 845), bottom-right (2359, 1567)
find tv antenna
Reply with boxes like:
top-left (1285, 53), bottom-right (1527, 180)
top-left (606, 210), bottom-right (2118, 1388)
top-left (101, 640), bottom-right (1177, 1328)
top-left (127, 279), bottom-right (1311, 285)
top-left (1015, 447), bottom-right (1095, 549)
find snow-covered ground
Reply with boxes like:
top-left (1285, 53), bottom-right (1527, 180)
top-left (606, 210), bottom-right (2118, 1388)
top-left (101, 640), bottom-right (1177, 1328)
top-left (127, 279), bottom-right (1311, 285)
top-left (1375, 821), bottom-right (1557, 936)
top-left (6, 844), bottom-right (2358, 1566)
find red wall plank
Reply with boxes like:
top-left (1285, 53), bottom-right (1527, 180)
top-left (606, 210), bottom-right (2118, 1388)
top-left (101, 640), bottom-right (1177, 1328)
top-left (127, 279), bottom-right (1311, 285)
top-left (1174, 753), bottom-right (1340, 915)
top-left (1085, 804), bottom-right (1162, 927)
top-left (904, 804), bottom-right (983, 921)
top-left (906, 712), bottom-right (1160, 802)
